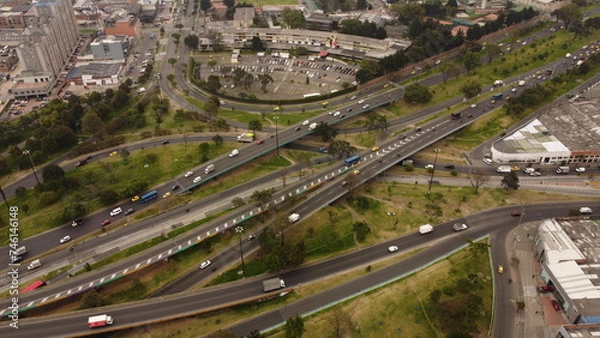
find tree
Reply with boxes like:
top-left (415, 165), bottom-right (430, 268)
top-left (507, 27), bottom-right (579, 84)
top-left (250, 36), bottom-right (266, 51)
top-left (391, 4), bottom-right (425, 25)
top-left (206, 75), bottom-right (221, 92)
top-left (356, 0), bottom-right (368, 10)
top-left (485, 44), bottom-right (503, 64)
top-left (204, 99), bottom-right (219, 123)
top-left (81, 289), bottom-right (104, 309)
top-left (353, 221), bottom-right (371, 242)
top-left (198, 142), bottom-right (210, 163)
top-left (501, 171), bottom-right (520, 191)
top-left (328, 140), bottom-right (357, 160)
top-left (200, 0), bottom-right (212, 13)
top-left (314, 122), bottom-right (338, 142)
top-left (98, 188), bottom-right (119, 206)
top-left (248, 119), bottom-right (262, 133)
top-left (327, 308), bottom-right (353, 338)
top-left (212, 134), bottom-right (223, 146)
top-left (404, 83), bottom-right (432, 104)
top-left (250, 188), bottom-right (274, 213)
top-left (81, 110), bottom-right (103, 134)
top-left (284, 315), bottom-right (305, 338)
top-left (119, 149), bottom-right (130, 164)
top-left (231, 197), bottom-right (246, 208)
top-left (460, 81), bottom-right (482, 100)
top-left (468, 169), bottom-right (489, 194)
top-left (41, 164), bottom-right (65, 183)
top-left (184, 34), bottom-right (199, 50)
top-left (462, 51), bottom-right (481, 73)
top-left (245, 330), bottom-right (264, 338)
top-left (551, 4), bottom-right (582, 29)
top-left (363, 112), bottom-right (389, 133)
top-left (281, 8), bottom-right (306, 29)
top-left (257, 74), bottom-right (274, 93)
top-left (440, 63), bottom-right (461, 83)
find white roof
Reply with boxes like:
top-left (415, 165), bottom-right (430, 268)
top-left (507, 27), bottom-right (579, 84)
top-left (547, 260), bottom-right (600, 299)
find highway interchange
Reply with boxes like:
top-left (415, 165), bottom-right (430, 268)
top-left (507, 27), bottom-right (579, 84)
top-left (1, 6), bottom-right (600, 338)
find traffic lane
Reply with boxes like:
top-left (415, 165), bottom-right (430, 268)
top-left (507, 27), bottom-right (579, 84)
top-left (489, 225), bottom-right (515, 338)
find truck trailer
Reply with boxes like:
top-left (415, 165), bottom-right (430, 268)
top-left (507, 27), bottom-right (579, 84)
top-left (262, 278), bottom-right (286, 292)
top-left (556, 166), bottom-right (570, 174)
top-left (237, 133), bottom-right (255, 143)
top-left (88, 314), bottom-right (114, 328)
top-left (496, 165), bottom-right (511, 174)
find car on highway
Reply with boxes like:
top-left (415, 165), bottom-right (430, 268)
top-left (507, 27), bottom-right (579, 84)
top-left (575, 167), bottom-right (586, 173)
top-left (60, 235), bottom-right (72, 244)
top-left (444, 164), bottom-right (455, 169)
top-left (511, 211), bottom-right (521, 217)
top-left (256, 139), bottom-right (265, 145)
top-left (125, 208), bottom-right (135, 216)
top-left (294, 126), bottom-right (301, 131)
top-left (110, 207), bottom-right (122, 216)
top-left (131, 195), bottom-right (140, 202)
top-left (199, 260), bottom-right (211, 269)
top-left (193, 176), bottom-right (202, 183)
top-left (497, 265), bottom-right (504, 274)
top-left (358, 99), bottom-right (365, 104)
top-left (388, 245), bottom-right (399, 253)
top-left (109, 151), bottom-right (118, 157)
top-left (101, 219), bottom-right (111, 226)
top-left (372, 146), bottom-right (379, 152)
top-left (523, 167), bottom-right (535, 175)
top-left (302, 120), bottom-right (309, 126)
top-left (579, 207), bottom-right (593, 214)
top-left (483, 158), bottom-right (493, 165)
top-left (453, 223), bottom-right (468, 232)
top-left (425, 164), bottom-right (434, 169)
top-left (362, 104), bottom-right (370, 109)
top-left (229, 149), bottom-right (239, 157)
top-left (353, 170), bottom-right (360, 175)
top-left (470, 104), bottom-right (477, 109)
top-left (333, 111), bottom-right (341, 117)
top-left (184, 171), bottom-right (194, 178)
top-left (551, 299), bottom-right (561, 311)
top-left (172, 185), bottom-right (179, 191)
top-left (350, 95), bottom-right (357, 100)
top-left (511, 166), bottom-right (520, 171)
top-left (163, 192), bottom-right (172, 199)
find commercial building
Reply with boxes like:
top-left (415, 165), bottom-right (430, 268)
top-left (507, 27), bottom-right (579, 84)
top-left (535, 217), bottom-right (600, 325)
top-left (90, 35), bottom-right (130, 60)
top-left (491, 82), bottom-right (600, 165)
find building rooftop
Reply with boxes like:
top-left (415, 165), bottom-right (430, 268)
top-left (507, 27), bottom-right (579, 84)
top-left (69, 61), bottom-right (122, 78)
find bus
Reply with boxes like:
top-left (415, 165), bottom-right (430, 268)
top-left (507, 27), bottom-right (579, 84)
top-left (22, 280), bottom-right (46, 293)
top-left (140, 190), bottom-right (158, 203)
top-left (303, 93), bottom-right (320, 99)
top-left (344, 155), bottom-right (361, 166)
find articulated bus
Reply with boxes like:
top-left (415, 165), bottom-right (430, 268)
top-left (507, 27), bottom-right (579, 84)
top-left (22, 280), bottom-right (46, 293)
top-left (140, 190), bottom-right (158, 203)
top-left (344, 155), bottom-right (361, 166)
top-left (303, 93), bottom-right (320, 99)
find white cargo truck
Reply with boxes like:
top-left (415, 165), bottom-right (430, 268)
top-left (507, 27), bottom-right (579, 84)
top-left (419, 224), bottom-right (434, 234)
top-left (262, 278), bottom-right (286, 292)
top-left (204, 164), bottom-right (215, 175)
top-left (237, 133), bottom-right (255, 143)
top-left (556, 166), bottom-right (570, 174)
top-left (288, 213), bottom-right (300, 223)
top-left (27, 259), bottom-right (41, 270)
top-left (496, 165), bottom-right (511, 174)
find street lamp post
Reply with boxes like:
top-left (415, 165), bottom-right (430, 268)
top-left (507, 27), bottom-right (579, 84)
top-left (273, 116), bottom-right (280, 157)
top-left (428, 148), bottom-right (441, 193)
top-left (235, 226), bottom-right (246, 276)
top-left (75, 122), bottom-right (81, 144)
top-left (23, 150), bottom-right (41, 187)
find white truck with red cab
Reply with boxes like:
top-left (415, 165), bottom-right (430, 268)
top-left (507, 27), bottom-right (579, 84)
top-left (88, 314), bottom-right (113, 328)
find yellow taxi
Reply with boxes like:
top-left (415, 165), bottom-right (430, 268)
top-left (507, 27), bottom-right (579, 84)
top-left (372, 146), bottom-right (379, 152)
top-left (322, 101), bottom-right (329, 107)
top-left (109, 151), bottom-right (118, 157)
top-left (353, 170), bottom-right (360, 175)
top-left (162, 192), bottom-right (172, 199)
top-left (131, 195), bottom-right (140, 202)
top-left (497, 265), bottom-right (504, 274)
top-left (273, 106), bottom-right (281, 112)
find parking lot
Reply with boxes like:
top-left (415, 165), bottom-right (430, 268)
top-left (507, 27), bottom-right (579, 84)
top-left (197, 54), bottom-right (359, 100)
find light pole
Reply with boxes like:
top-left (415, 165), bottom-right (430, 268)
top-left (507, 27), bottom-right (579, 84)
top-left (273, 116), bottom-right (280, 157)
top-left (428, 148), bottom-right (440, 193)
top-left (235, 226), bottom-right (246, 276)
top-left (75, 122), bottom-right (81, 144)
top-left (23, 150), bottom-right (41, 187)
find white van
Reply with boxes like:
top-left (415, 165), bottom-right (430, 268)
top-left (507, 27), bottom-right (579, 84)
top-left (288, 213), bottom-right (300, 223)
top-left (419, 224), bottom-right (434, 234)
top-left (580, 207), bottom-right (593, 214)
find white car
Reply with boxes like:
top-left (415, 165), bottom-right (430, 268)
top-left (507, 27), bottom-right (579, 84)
top-left (575, 167), bottom-right (586, 173)
top-left (518, 80), bottom-right (526, 86)
top-left (229, 149), bottom-right (239, 157)
top-left (511, 87), bottom-right (517, 93)
top-left (184, 171), bottom-right (194, 178)
top-left (363, 104), bottom-right (370, 109)
top-left (523, 167), bottom-right (535, 174)
top-left (483, 158), bottom-right (493, 165)
top-left (333, 111), bottom-right (341, 117)
top-left (425, 164), bottom-right (434, 169)
top-left (580, 207), bottom-right (593, 214)
top-left (470, 104), bottom-right (477, 109)
top-left (199, 260), bottom-right (211, 269)
top-left (350, 95), bottom-right (357, 100)
top-left (453, 223), bottom-right (468, 232)
top-left (388, 245), bottom-right (399, 253)
top-left (110, 207), bottom-right (123, 217)
top-left (193, 176), bottom-right (202, 183)
top-left (60, 235), bottom-right (72, 244)
top-left (358, 99), bottom-right (365, 104)
top-left (302, 120), bottom-right (309, 126)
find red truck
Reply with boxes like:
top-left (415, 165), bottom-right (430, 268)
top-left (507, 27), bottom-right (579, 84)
top-left (88, 314), bottom-right (113, 328)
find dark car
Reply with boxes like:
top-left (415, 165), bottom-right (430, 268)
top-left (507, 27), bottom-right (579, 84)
top-left (551, 300), bottom-right (561, 311)
top-left (85, 155), bottom-right (93, 161)
top-left (398, 135), bottom-right (407, 140)
top-left (125, 208), bottom-right (135, 215)
top-left (511, 211), bottom-right (522, 217)
top-left (75, 159), bottom-right (88, 167)
top-left (161, 140), bottom-right (169, 145)
top-left (171, 184), bottom-right (180, 191)
top-left (444, 164), bottom-right (455, 169)
top-left (294, 126), bottom-right (301, 132)
top-left (537, 285), bottom-right (555, 293)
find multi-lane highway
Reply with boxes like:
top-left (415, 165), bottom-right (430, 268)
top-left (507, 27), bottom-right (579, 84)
top-left (0, 201), bottom-right (591, 337)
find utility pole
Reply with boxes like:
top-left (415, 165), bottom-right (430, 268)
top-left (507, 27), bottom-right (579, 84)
top-left (235, 226), bottom-right (246, 276)
top-left (428, 148), bottom-right (440, 193)
top-left (274, 115), bottom-right (280, 157)
top-left (23, 150), bottom-right (41, 187)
